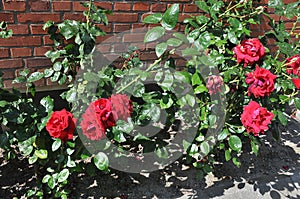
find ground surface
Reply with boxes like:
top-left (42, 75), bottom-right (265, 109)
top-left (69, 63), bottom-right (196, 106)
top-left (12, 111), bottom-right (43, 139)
top-left (0, 117), bottom-right (299, 199)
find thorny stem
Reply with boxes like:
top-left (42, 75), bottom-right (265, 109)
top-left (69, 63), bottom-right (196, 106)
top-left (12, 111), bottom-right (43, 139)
top-left (86, 0), bottom-right (93, 30)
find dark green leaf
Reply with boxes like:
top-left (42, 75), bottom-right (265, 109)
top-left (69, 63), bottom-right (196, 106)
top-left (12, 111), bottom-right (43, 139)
top-left (27, 72), bottom-right (44, 83)
top-left (162, 4), bottom-right (179, 30)
top-left (143, 13), bottom-right (163, 24)
top-left (155, 42), bottom-right (168, 58)
top-left (228, 135), bottom-right (242, 151)
top-left (93, 152), bottom-right (109, 171)
top-left (52, 139), bottom-right (62, 152)
top-left (225, 150), bottom-right (231, 161)
top-left (40, 96), bottom-right (54, 113)
top-left (295, 98), bottom-right (300, 110)
top-left (144, 26), bottom-right (165, 43)
top-left (277, 110), bottom-right (287, 126)
top-left (167, 38), bottom-right (182, 47)
top-left (58, 169), bottom-right (69, 183)
top-left (200, 141), bottom-right (210, 156)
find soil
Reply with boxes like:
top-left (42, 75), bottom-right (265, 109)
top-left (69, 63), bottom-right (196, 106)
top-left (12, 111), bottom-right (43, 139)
top-left (0, 117), bottom-right (299, 199)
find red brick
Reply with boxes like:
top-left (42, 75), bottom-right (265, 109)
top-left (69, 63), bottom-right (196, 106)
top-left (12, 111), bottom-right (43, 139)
top-left (122, 33), bottom-right (145, 43)
top-left (160, 0), bottom-right (190, 2)
top-left (152, 3), bottom-right (167, 12)
top-left (96, 34), bottom-right (121, 44)
top-left (30, 24), bottom-right (46, 35)
top-left (18, 13), bottom-right (61, 23)
top-left (0, 48), bottom-right (9, 58)
top-left (167, 4), bottom-right (183, 12)
top-left (107, 13), bottom-right (138, 23)
top-left (2, 1), bottom-right (26, 11)
top-left (114, 2), bottom-right (131, 11)
top-left (96, 44), bottom-right (111, 53)
top-left (53, 1), bottom-right (72, 11)
top-left (34, 46), bottom-right (53, 56)
top-left (24, 58), bottom-right (52, 68)
top-left (133, 2), bottom-right (150, 11)
top-left (114, 24), bottom-right (131, 32)
top-left (63, 13), bottom-right (86, 21)
top-left (10, 48), bottom-right (32, 57)
top-left (2, 69), bottom-right (15, 79)
top-left (0, 36), bottom-right (41, 47)
top-left (73, 2), bottom-right (85, 11)
top-left (29, 1), bottom-right (50, 11)
top-left (0, 58), bottom-right (23, 69)
top-left (0, 13), bottom-right (14, 23)
top-left (94, 2), bottom-right (113, 10)
top-left (132, 24), bottom-right (148, 32)
top-left (43, 35), bottom-right (54, 45)
top-left (183, 4), bottom-right (199, 13)
top-left (96, 23), bottom-right (112, 33)
top-left (139, 51), bottom-right (157, 61)
top-left (7, 24), bottom-right (29, 35)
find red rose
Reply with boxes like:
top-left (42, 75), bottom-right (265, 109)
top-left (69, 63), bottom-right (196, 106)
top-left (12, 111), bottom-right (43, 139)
top-left (110, 94), bottom-right (133, 121)
top-left (233, 38), bottom-right (265, 67)
top-left (93, 98), bottom-right (116, 128)
top-left (80, 103), bottom-right (106, 141)
top-left (292, 78), bottom-right (300, 89)
top-left (245, 66), bottom-right (277, 98)
top-left (206, 75), bottom-right (224, 95)
top-left (46, 109), bottom-right (77, 142)
top-left (241, 101), bottom-right (274, 136)
top-left (285, 54), bottom-right (300, 76)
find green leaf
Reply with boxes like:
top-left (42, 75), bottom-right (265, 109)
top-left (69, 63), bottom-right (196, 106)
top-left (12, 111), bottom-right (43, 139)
top-left (162, 4), bottom-right (179, 30)
top-left (167, 38), bottom-right (182, 47)
top-left (44, 68), bottom-right (54, 78)
top-left (232, 157), bottom-right (241, 167)
top-left (189, 144), bottom-right (198, 155)
top-left (40, 96), bottom-right (54, 113)
top-left (196, 15), bottom-right (209, 25)
top-left (35, 149), bottom-right (48, 159)
top-left (42, 174), bottom-right (51, 183)
top-left (58, 169), bottom-right (69, 183)
top-left (155, 147), bottom-right (168, 159)
top-left (27, 72), bottom-right (44, 83)
top-left (295, 98), bottom-right (300, 110)
top-left (225, 150), bottom-right (231, 161)
top-left (185, 94), bottom-right (195, 107)
top-left (195, 1), bottom-right (209, 13)
top-left (228, 32), bottom-right (238, 44)
top-left (182, 47), bottom-right (201, 56)
top-left (144, 26), bottom-right (165, 43)
top-left (155, 42), bottom-right (168, 58)
top-left (268, 0), bottom-right (284, 7)
top-left (143, 13), bottom-right (163, 24)
top-left (217, 129), bottom-right (229, 141)
top-left (277, 110), bottom-right (287, 126)
top-left (161, 70), bottom-right (174, 88)
top-left (52, 139), bottom-right (62, 152)
top-left (93, 152), bottom-right (109, 171)
top-left (53, 62), bottom-right (62, 72)
top-left (251, 140), bottom-right (259, 156)
top-left (192, 73), bottom-right (201, 86)
top-left (43, 21), bottom-right (54, 30)
top-left (173, 32), bottom-right (189, 44)
top-left (200, 141), bottom-right (210, 156)
top-left (28, 155), bottom-right (38, 164)
top-left (228, 135), bottom-right (242, 152)
top-left (59, 20), bottom-right (79, 40)
top-left (48, 176), bottom-right (56, 189)
top-left (141, 103), bottom-right (161, 122)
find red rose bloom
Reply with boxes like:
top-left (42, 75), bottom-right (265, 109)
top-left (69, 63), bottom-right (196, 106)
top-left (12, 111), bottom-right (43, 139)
top-left (93, 98), bottom-right (116, 128)
top-left (233, 38), bottom-right (265, 67)
top-left (206, 75), bottom-right (224, 95)
top-left (80, 103), bottom-right (106, 141)
top-left (285, 54), bottom-right (300, 76)
top-left (292, 78), bottom-right (300, 89)
top-left (245, 66), bottom-right (277, 98)
top-left (110, 94), bottom-right (133, 121)
top-left (241, 101), bottom-right (274, 136)
top-left (46, 109), bottom-right (77, 142)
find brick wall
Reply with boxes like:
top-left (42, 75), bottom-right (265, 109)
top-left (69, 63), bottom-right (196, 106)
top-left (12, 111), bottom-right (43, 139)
top-left (0, 0), bottom-right (298, 90)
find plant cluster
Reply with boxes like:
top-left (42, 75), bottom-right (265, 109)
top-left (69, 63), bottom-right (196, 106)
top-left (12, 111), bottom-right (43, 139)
top-left (0, 0), bottom-right (300, 198)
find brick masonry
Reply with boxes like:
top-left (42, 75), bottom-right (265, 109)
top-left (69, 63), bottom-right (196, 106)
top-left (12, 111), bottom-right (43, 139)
top-left (0, 0), bottom-right (298, 89)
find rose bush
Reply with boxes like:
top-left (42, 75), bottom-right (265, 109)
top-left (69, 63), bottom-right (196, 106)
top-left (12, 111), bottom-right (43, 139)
top-left (0, 0), bottom-right (300, 198)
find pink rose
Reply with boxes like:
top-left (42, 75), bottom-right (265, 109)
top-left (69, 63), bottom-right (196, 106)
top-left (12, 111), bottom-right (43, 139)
top-left (234, 38), bottom-right (265, 67)
top-left (245, 66), bottom-right (277, 98)
top-left (46, 109), bottom-right (77, 142)
top-left (241, 101), bottom-right (274, 136)
top-left (206, 75), bottom-right (224, 95)
top-left (285, 54), bottom-right (300, 76)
